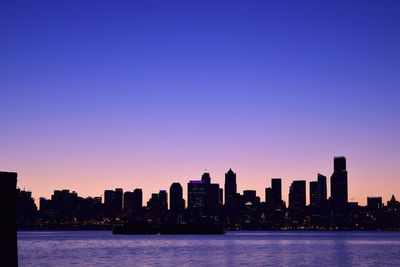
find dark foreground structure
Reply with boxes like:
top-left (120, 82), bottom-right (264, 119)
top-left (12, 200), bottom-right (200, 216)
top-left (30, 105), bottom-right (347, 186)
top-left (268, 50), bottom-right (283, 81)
top-left (1, 171), bottom-right (18, 267)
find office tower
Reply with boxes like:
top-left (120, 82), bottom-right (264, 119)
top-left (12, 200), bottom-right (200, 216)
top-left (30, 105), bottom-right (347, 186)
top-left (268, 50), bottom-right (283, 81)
top-left (114, 188), bottom-right (123, 211)
top-left (159, 190), bottom-right (168, 211)
top-left (201, 172), bottom-right (211, 184)
top-left (188, 180), bottom-right (207, 209)
top-left (265, 187), bottom-right (272, 203)
top-left (0, 171), bottom-right (18, 267)
top-left (243, 190), bottom-right (256, 205)
top-left (170, 183), bottom-right (184, 214)
top-left (219, 188), bottom-right (223, 206)
top-left (133, 188), bottom-right (143, 213)
top-left (104, 190), bottom-right (114, 209)
top-left (16, 189), bottom-right (37, 223)
top-left (309, 181), bottom-right (319, 207)
top-left (330, 156), bottom-right (348, 209)
top-left (289, 180), bottom-right (306, 210)
top-left (124, 191), bottom-right (134, 212)
top-left (207, 183), bottom-right (220, 211)
top-left (224, 168), bottom-right (237, 206)
top-left (367, 197), bottom-right (383, 210)
top-left (271, 178), bottom-right (282, 207)
top-left (317, 173), bottom-right (327, 202)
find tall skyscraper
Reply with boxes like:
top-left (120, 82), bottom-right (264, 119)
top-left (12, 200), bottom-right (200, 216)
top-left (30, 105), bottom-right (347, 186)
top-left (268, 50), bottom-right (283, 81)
top-left (265, 187), bottom-right (272, 203)
top-left (224, 169), bottom-right (237, 206)
top-left (330, 156), bottom-right (348, 209)
top-left (201, 172), bottom-right (211, 184)
top-left (114, 188), bottom-right (123, 211)
top-left (188, 180), bottom-right (207, 209)
top-left (317, 173), bottom-right (327, 203)
top-left (170, 182), bottom-right (184, 214)
top-left (243, 190), bottom-right (257, 205)
top-left (289, 180), bottom-right (306, 210)
top-left (133, 188), bottom-right (143, 213)
top-left (123, 191), bottom-right (135, 212)
top-left (309, 181), bottom-right (319, 207)
top-left (271, 178), bottom-right (282, 208)
top-left (159, 190), bottom-right (168, 211)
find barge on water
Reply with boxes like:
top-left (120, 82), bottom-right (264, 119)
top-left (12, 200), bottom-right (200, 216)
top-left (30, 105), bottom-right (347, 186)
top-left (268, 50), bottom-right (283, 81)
top-left (113, 223), bottom-right (225, 235)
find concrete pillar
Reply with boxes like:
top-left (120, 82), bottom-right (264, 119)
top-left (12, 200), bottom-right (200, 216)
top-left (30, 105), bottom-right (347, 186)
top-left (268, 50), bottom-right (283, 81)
top-left (0, 171), bottom-right (18, 266)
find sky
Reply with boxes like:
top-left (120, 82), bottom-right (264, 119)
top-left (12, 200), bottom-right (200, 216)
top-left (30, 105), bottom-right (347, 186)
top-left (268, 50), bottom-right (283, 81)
top-left (1, 0), bottom-right (399, 206)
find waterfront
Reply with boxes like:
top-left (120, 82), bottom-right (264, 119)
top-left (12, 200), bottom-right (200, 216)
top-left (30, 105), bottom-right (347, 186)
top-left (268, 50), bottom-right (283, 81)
top-left (18, 231), bottom-right (400, 266)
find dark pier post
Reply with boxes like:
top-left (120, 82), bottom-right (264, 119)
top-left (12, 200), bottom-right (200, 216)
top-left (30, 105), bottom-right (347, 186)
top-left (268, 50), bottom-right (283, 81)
top-left (0, 172), bottom-right (18, 267)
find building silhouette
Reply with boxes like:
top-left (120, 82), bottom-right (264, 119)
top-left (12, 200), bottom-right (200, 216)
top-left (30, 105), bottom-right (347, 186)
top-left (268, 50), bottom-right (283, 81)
top-left (170, 183), bottom-right (184, 213)
top-left (224, 169), bottom-right (237, 206)
top-left (13, 156), bottom-right (400, 231)
top-left (317, 173), bottom-right (327, 203)
top-left (330, 156), bottom-right (348, 210)
top-left (289, 180), bottom-right (306, 211)
top-left (271, 178), bottom-right (282, 208)
top-left (188, 180), bottom-right (207, 209)
top-left (309, 181), bottom-right (319, 208)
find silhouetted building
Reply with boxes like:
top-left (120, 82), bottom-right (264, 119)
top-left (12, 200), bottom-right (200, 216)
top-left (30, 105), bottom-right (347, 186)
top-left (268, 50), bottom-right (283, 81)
top-left (1, 171), bottom-right (18, 267)
top-left (104, 188), bottom-right (123, 217)
top-left (387, 195), bottom-right (399, 211)
top-left (207, 183), bottom-right (220, 212)
top-left (225, 169), bottom-right (237, 206)
top-left (367, 197), bottom-right (383, 210)
top-left (271, 178), bottom-right (282, 208)
top-left (133, 188), bottom-right (143, 214)
top-left (309, 181), bottom-right (319, 208)
top-left (114, 188), bottom-right (123, 211)
top-left (159, 190), bottom-right (168, 211)
top-left (243, 190), bottom-right (257, 205)
top-left (289, 180), bottom-right (306, 210)
top-left (124, 191), bottom-right (135, 213)
top-left (219, 188), bottom-right (223, 206)
top-left (265, 187), bottom-right (272, 203)
top-left (170, 183), bottom-right (184, 214)
top-left (201, 172), bottom-right (211, 184)
top-left (16, 189), bottom-right (37, 224)
top-left (331, 157), bottom-right (348, 210)
top-left (188, 180), bottom-right (207, 209)
top-left (317, 173), bottom-right (327, 203)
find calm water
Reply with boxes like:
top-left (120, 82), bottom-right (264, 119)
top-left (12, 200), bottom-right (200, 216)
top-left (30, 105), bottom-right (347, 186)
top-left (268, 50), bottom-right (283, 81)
top-left (18, 231), bottom-right (400, 266)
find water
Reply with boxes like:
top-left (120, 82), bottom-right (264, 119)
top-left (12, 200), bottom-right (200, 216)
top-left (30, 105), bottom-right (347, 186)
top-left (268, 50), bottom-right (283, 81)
top-left (18, 231), bottom-right (400, 266)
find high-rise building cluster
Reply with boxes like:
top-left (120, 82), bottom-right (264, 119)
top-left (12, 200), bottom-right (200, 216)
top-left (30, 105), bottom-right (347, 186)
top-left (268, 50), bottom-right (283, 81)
top-left (13, 157), bottom-right (400, 230)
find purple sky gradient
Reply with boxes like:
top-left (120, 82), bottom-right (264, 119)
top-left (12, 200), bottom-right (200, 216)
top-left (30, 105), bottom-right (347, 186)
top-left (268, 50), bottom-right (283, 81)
top-left (1, 1), bottom-right (399, 205)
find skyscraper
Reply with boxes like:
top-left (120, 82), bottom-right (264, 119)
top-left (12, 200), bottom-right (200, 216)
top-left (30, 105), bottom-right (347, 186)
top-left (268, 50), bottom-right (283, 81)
top-left (188, 180), bottom-right (207, 209)
top-left (330, 156), bottom-right (348, 209)
top-left (201, 172), bottom-right (211, 184)
top-left (170, 182), bottom-right (184, 214)
top-left (271, 178), bottom-right (282, 208)
top-left (317, 173), bottom-right (327, 203)
top-left (224, 169), bottom-right (237, 206)
top-left (309, 181), bottom-right (319, 207)
top-left (265, 187), bottom-right (272, 203)
top-left (123, 191), bottom-right (135, 212)
top-left (114, 188), bottom-right (123, 212)
top-left (133, 188), bottom-right (143, 213)
top-left (289, 180), bottom-right (306, 210)
top-left (243, 190), bottom-right (257, 205)
top-left (159, 190), bottom-right (168, 211)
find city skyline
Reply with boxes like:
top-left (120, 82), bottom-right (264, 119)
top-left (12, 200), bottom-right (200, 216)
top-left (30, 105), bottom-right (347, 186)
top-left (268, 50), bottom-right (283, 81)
top-left (17, 156), bottom-right (397, 207)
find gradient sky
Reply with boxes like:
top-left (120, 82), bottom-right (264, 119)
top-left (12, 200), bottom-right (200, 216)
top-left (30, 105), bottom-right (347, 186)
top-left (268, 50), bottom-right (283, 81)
top-left (1, 1), bottom-right (399, 206)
